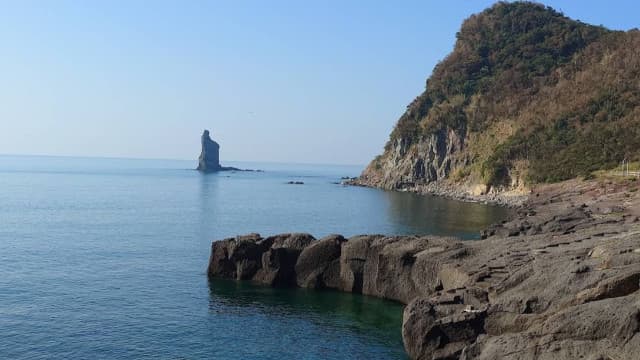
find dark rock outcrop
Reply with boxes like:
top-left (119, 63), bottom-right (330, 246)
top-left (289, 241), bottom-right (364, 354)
top-left (254, 233), bottom-right (315, 287)
top-left (339, 235), bottom-right (382, 292)
top-left (207, 233), bottom-right (272, 280)
top-left (295, 234), bottom-right (346, 289)
top-left (208, 233), bottom-right (315, 286)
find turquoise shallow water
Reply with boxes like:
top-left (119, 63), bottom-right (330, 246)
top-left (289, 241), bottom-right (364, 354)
top-left (0, 155), bottom-right (510, 359)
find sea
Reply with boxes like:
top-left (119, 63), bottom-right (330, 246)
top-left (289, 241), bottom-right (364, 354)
top-left (0, 155), bottom-right (511, 359)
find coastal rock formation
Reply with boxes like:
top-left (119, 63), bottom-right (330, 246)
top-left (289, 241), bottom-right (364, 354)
top-left (207, 3), bottom-right (640, 357)
top-left (208, 233), bottom-right (316, 286)
top-left (196, 130), bottom-right (250, 172)
top-left (360, 128), bottom-right (465, 190)
top-left (403, 299), bottom-right (486, 359)
top-left (208, 178), bottom-right (640, 359)
top-left (353, 2), bottom-right (640, 204)
top-left (295, 234), bottom-right (346, 288)
top-left (197, 130), bottom-right (221, 172)
top-left (255, 233), bottom-right (315, 287)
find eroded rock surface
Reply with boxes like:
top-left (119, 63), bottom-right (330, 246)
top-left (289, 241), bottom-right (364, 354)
top-left (208, 233), bottom-right (315, 285)
top-left (295, 234), bottom-right (346, 289)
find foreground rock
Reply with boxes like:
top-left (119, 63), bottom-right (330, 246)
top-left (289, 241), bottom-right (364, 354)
top-left (208, 178), bottom-right (640, 359)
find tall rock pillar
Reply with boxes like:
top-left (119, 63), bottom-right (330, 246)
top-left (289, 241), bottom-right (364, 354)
top-left (197, 130), bottom-right (221, 172)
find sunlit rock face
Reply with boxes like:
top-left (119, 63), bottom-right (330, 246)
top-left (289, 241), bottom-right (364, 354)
top-left (197, 130), bottom-right (221, 172)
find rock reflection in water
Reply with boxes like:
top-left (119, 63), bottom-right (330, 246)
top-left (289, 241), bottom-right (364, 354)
top-left (384, 191), bottom-right (512, 239)
top-left (207, 278), bottom-right (407, 359)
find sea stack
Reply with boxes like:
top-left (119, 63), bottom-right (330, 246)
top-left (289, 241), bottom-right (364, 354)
top-left (197, 130), bottom-right (221, 172)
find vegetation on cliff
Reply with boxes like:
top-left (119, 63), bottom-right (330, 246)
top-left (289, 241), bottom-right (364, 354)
top-left (368, 1), bottom-right (640, 190)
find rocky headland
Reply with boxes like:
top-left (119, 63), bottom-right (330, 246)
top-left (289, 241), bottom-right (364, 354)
top-left (350, 2), bottom-right (640, 206)
top-left (208, 177), bottom-right (640, 359)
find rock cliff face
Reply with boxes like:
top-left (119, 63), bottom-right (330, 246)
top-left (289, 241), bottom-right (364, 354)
top-left (208, 178), bottom-right (640, 359)
top-left (197, 130), bottom-right (221, 172)
top-left (360, 128), bottom-right (466, 190)
top-left (355, 2), bottom-right (640, 202)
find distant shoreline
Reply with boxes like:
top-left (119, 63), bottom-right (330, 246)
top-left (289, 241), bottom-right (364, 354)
top-left (345, 177), bottom-right (528, 208)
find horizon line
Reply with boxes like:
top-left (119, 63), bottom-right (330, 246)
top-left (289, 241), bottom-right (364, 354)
top-left (0, 152), bottom-right (366, 168)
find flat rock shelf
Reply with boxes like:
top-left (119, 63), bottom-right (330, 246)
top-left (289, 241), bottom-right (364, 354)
top-left (208, 178), bottom-right (640, 359)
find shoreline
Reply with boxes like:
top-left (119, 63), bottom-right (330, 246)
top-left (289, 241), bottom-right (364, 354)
top-left (208, 177), bottom-right (640, 359)
top-left (344, 178), bottom-right (528, 208)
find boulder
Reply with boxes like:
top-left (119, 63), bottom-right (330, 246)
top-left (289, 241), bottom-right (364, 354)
top-left (208, 233), bottom-right (316, 286)
top-left (295, 234), bottom-right (346, 288)
top-left (339, 235), bottom-right (382, 292)
top-left (208, 238), bottom-right (236, 278)
top-left (362, 236), bottom-right (463, 304)
top-left (253, 233), bottom-right (315, 287)
top-left (254, 247), bottom-right (302, 287)
top-left (207, 233), bottom-right (272, 280)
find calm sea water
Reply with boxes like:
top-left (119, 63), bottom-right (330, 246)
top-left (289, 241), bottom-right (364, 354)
top-left (0, 155), bottom-right (510, 359)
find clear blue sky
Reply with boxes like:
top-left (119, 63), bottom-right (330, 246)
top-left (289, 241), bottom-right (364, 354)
top-left (0, 1), bottom-right (638, 165)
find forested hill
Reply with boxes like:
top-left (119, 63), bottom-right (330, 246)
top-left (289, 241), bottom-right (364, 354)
top-left (358, 1), bottom-right (640, 196)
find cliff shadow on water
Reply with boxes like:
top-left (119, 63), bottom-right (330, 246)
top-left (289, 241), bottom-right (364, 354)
top-left (207, 278), bottom-right (407, 356)
top-left (382, 190), bottom-right (513, 239)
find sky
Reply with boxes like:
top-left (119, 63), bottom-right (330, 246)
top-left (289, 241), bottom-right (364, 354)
top-left (0, 1), bottom-right (638, 165)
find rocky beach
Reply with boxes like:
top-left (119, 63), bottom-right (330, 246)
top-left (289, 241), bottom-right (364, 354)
top-left (347, 176), bottom-right (529, 208)
top-left (208, 177), bottom-right (640, 359)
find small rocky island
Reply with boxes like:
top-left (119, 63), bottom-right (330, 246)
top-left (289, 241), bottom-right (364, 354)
top-left (197, 129), bottom-right (256, 172)
top-left (197, 130), bottom-right (222, 172)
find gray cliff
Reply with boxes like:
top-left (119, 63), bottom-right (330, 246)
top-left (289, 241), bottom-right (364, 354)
top-left (197, 130), bottom-right (221, 172)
